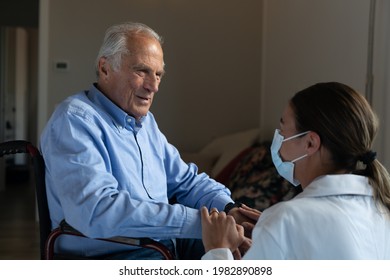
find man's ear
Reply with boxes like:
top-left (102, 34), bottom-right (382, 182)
top-left (306, 131), bottom-right (321, 155)
top-left (97, 57), bottom-right (110, 78)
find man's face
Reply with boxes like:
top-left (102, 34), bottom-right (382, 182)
top-left (97, 35), bottom-right (164, 120)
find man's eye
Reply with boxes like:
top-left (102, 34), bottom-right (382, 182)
top-left (135, 70), bottom-right (146, 76)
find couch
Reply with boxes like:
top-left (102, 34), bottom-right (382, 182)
top-left (181, 129), bottom-right (302, 211)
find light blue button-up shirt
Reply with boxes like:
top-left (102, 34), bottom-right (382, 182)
top-left (40, 84), bottom-right (232, 256)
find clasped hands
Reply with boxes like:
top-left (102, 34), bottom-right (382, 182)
top-left (201, 204), bottom-right (261, 259)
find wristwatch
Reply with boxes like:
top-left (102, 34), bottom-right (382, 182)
top-left (224, 202), bottom-right (242, 214)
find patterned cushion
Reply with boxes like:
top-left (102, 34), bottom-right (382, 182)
top-left (224, 142), bottom-right (302, 211)
top-left (214, 147), bottom-right (253, 185)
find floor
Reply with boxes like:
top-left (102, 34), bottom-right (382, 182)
top-left (0, 169), bottom-right (40, 260)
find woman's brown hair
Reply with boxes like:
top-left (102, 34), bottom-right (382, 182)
top-left (290, 82), bottom-right (390, 213)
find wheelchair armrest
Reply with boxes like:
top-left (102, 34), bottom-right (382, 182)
top-left (45, 220), bottom-right (175, 259)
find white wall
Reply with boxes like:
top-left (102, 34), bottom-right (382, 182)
top-left (38, 0), bottom-right (263, 152)
top-left (259, 0), bottom-right (370, 140)
top-left (372, 0), bottom-right (390, 169)
top-left (259, 0), bottom-right (390, 170)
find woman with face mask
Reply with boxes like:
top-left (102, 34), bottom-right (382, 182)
top-left (201, 82), bottom-right (390, 260)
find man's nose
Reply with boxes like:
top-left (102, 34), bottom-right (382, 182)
top-left (144, 75), bottom-right (160, 93)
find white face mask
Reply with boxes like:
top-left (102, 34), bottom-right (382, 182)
top-left (270, 129), bottom-right (309, 186)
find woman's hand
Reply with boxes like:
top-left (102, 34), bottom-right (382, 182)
top-left (201, 207), bottom-right (246, 255)
top-left (228, 204), bottom-right (261, 238)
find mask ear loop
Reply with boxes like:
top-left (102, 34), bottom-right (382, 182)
top-left (283, 131), bottom-right (310, 163)
top-left (282, 131), bottom-right (310, 142)
top-left (291, 154), bottom-right (308, 163)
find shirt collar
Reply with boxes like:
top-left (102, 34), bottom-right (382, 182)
top-left (87, 84), bottom-right (146, 131)
top-left (296, 174), bottom-right (373, 199)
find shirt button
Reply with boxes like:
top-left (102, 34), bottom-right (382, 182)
top-left (127, 118), bottom-right (132, 123)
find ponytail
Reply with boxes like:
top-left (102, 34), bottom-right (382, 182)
top-left (366, 160), bottom-right (390, 213)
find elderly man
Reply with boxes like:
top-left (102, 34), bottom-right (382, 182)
top-left (40, 22), bottom-right (252, 259)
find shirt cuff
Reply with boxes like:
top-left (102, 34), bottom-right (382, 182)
top-left (201, 248), bottom-right (234, 260)
top-left (211, 195), bottom-right (234, 212)
top-left (180, 207), bottom-right (202, 239)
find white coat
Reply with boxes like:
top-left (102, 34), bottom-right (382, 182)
top-left (203, 174), bottom-right (390, 260)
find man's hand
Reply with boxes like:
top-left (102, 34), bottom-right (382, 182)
top-left (228, 204), bottom-right (261, 238)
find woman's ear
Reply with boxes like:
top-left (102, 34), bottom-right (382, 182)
top-left (306, 131), bottom-right (321, 155)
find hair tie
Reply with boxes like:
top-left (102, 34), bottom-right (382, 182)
top-left (360, 151), bottom-right (377, 165)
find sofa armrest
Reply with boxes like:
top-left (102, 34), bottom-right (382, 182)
top-left (180, 128), bottom-right (260, 178)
